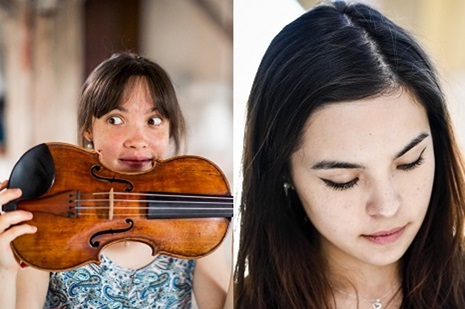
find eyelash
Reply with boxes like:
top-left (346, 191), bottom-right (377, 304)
top-left (322, 151), bottom-right (426, 191)
top-left (322, 178), bottom-right (359, 191)
top-left (397, 154), bottom-right (425, 171)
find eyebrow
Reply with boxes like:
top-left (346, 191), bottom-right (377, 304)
top-left (115, 106), bottom-right (128, 112)
top-left (394, 132), bottom-right (429, 159)
top-left (311, 132), bottom-right (430, 170)
top-left (115, 106), bottom-right (159, 113)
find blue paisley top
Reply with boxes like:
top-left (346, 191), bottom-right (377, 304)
top-left (44, 253), bottom-right (195, 309)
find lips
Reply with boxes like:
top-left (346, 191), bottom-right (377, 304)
top-left (119, 156), bottom-right (153, 170)
top-left (362, 226), bottom-right (405, 245)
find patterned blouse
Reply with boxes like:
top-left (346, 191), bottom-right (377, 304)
top-left (44, 253), bottom-right (196, 309)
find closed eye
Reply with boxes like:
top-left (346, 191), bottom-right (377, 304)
top-left (397, 148), bottom-right (426, 171)
top-left (321, 178), bottom-right (359, 191)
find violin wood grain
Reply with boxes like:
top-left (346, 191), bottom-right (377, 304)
top-left (9, 142), bottom-right (232, 271)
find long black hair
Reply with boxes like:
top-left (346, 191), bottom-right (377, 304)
top-left (235, 1), bottom-right (465, 308)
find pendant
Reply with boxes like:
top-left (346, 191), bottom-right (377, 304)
top-left (372, 299), bottom-right (382, 309)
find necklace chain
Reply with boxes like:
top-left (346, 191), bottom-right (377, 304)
top-left (330, 284), bottom-right (400, 309)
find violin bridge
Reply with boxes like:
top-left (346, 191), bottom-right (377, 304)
top-left (109, 187), bottom-right (114, 220)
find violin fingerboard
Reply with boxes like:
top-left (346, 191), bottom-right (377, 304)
top-left (146, 193), bottom-right (233, 219)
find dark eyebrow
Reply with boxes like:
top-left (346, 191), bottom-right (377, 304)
top-left (312, 161), bottom-right (363, 170)
top-left (394, 132), bottom-right (429, 159)
top-left (311, 132), bottom-right (430, 170)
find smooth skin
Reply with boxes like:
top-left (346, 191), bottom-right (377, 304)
top-left (290, 89), bottom-right (435, 308)
top-left (0, 77), bottom-right (230, 309)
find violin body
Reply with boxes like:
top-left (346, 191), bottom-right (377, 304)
top-left (6, 143), bottom-right (233, 271)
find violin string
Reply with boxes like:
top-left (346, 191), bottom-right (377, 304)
top-left (67, 213), bottom-right (231, 217)
top-left (73, 206), bottom-right (230, 210)
top-left (71, 191), bottom-right (233, 200)
top-left (72, 199), bottom-right (232, 204)
top-left (26, 192), bottom-right (233, 212)
top-left (73, 207), bottom-right (232, 211)
top-left (26, 203), bottom-right (232, 209)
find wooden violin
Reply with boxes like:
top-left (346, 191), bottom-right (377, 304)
top-left (5, 142), bottom-right (233, 271)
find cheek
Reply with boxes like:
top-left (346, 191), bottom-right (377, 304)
top-left (149, 130), bottom-right (170, 158)
top-left (93, 130), bottom-right (122, 151)
top-left (399, 161), bottom-right (435, 216)
top-left (90, 127), bottom-right (122, 167)
top-left (296, 184), bottom-right (357, 236)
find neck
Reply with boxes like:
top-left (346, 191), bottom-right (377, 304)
top-left (326, 252), bottom-right (402, 307)
top-left (331, 265), bottom-right (399, 293)
top-left (329, 265), bottom-right (402, 308)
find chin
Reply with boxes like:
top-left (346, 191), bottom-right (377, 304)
top-left (361, 246), bottom-right (409, 267)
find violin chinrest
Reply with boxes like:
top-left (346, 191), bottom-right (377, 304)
top-left (5, 143), bottom-right (55, 211)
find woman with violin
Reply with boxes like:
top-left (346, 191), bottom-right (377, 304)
top-left (0, 53), bottom-right (231, 308)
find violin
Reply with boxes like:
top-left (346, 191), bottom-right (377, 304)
top-left (5, 142), bottom-right (233, 271)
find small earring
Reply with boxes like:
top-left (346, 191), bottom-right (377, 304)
top-left (283, 182), bottom-right (295, 197)
top-left (86, 141), bottom-right (94, 149)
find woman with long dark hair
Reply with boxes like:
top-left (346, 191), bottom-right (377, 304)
top-left (235, 1), bottom-right (465, 308)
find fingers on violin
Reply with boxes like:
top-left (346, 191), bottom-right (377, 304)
top-left (0, 221), bottom-right (37, 245)
top-left (0, 187), bottom-right (22, 207)
top-left (0, 211), bottom-right (35, 234)
top-left (0, 217), bottom-right (36, 271)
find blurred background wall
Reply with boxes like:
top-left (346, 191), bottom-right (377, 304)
top-left (0, 0), bottom-right (233, 184)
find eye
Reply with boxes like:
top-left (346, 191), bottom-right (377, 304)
top-left (397, 155), bottom-right (424, 171)
top-left (148, 116), bottom-right (163, 126)
top-left (397, 148), bottom-right (426, 171)
top-left (107, 116), bottom-right (123, 125)
top-left (321, 178), bottom-right (359, 191)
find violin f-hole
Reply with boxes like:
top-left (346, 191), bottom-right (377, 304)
top-left (89, 219), bottom-right (134, 247)
top-left (90, 165), bottom-right (134, 192)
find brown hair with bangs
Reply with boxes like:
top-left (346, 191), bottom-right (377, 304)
top-left (77, 52), bottom-right (186, 154)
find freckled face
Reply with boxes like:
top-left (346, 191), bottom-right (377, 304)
top-left (290, 90), bottom-right (435, 268)
top-left (84, 77), bottom-right (170, 173)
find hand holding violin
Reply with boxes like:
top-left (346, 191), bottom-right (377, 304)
top-left (0, 180), bottom-right (36, 272)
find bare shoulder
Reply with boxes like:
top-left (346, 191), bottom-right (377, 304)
top-left (17, 267), bottom-right (49, 309)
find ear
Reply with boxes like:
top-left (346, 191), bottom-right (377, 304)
top-left (83, 130), bottom-right (93, 142)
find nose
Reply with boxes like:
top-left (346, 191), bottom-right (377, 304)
top-left (366, 175), bottom-right (401, 218)
top-left (123, 125), bottom-right (148, 149)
